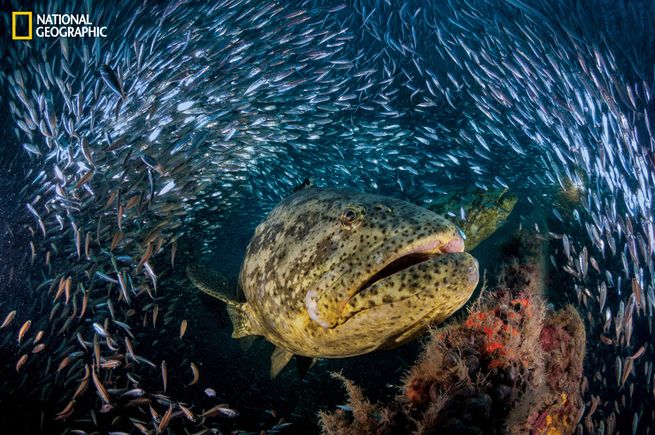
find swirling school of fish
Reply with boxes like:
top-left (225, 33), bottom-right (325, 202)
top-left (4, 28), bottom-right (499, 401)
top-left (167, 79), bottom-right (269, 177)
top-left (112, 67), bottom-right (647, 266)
top-left (0, 0), bottom-right (654, 433)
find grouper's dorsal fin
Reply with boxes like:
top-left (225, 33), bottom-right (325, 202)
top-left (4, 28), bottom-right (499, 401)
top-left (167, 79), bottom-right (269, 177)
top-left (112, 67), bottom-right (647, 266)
top-left (291, 177), bottom-right (313, 194)
top-left (187, 264), bottom-right (258, 338)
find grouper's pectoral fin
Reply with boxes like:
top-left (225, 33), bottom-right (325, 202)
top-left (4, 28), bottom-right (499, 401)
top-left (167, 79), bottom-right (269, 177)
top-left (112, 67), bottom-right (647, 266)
top-left (238, 335), bottom-right (258, 351)
top-left (270, 346), bottom-right (294, 378)
top-left (226, 304), bottom-right (258, 339)
top-left (187, 264), bottom-right (260, 338)
top-left (270, 349), bottom-right (317, 378)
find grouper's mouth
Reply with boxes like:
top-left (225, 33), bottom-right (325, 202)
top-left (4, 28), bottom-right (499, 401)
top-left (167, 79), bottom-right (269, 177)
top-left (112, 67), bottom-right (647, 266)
top-left (353, 236), bottom-right (466, 298)
top-left (305, 234), bottom-right (472, 329)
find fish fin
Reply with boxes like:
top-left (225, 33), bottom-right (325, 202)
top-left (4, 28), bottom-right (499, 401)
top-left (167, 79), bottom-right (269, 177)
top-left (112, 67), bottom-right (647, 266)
top-left (186, 264), bottom-right (235, 304)
top-left (187, 264), bottom-right (258, 338)
top-left (227, 304), bottom-right (257, 338)
top-left (295, 356), bottom-right (316, 378)
top-left (239, 336), bottom-right (258, 351)
top-left (291, 177), bottom-right (313, 194)
top-left (388, 321), bottom-right (427, 347)
top-left (270, 346), bottom-right (294, 378)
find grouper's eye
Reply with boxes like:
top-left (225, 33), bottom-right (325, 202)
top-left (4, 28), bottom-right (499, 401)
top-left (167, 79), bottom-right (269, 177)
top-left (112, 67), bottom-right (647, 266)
top-left (340, 206), bottom-right (364, 229)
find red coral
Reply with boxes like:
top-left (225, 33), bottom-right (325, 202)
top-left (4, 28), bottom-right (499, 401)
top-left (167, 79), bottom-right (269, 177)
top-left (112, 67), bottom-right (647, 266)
top-left (485, 342), bottom-right (504, 354)
top-left (483, 325), bottom-right (495, 337)
top-left (512, 298), bottom-right (530, 308)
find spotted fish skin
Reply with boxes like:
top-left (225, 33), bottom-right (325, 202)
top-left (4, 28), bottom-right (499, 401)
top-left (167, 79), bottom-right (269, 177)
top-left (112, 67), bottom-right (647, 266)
top-left (429, 187), bottom-right (518, 251)
top-left (235, 187), bottom-right (479, 358)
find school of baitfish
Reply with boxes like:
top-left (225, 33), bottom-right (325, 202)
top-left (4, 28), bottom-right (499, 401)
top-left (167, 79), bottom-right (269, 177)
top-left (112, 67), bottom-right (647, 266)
top-left (0, 0), bottom-right (654, 433)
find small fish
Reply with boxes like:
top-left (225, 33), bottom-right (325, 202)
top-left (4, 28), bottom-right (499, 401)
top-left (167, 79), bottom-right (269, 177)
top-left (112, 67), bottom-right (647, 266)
top-left (22, 143), bottom-right (42, 156)
top-left (58, 357), bottom-right (70, 372)
top-left (137, 243), bottom-right (153, 272)
top-left (121, 388), bottom-right (145, 398)
top-left (75, 170), bottom-right (94, 189)
top-left (215, 406), bottom-right (239, 418)
top-left (93, 335), bottom-right (101, 368)
top-left (179, 403), bottom-right (196, 422)
top-left (95, 271), bottom-right (118, 284)
top-left (100, 359), bottom-right (122, 369)
top-left (621, 357), bottom-right (633, 388)
top-left (55, 400), bottom-right (75, 420)
top-left (80, 292), bottom-right (88, 319)
top-left (158, 405), bottom-right (173, 433)
top-left (152, 304), bottom-right (159, 327)
top-left (628, 346), bottom-right (646, 360)
top-left (73, 378), bottom-right (89, 400)
top-left (18, 320), bottom-right (31, 344)
top-left (179, 319), bottom-right (188, 339)
top-left (92, 369), bottom-right (111, 403)
top-left (200, 404), bottom-right (239, 418)
top-left (161, 360), bottom-right (167, 392)
top-left (188, 362), bottom-right (199, 386)
top-left (93, 322), bottom-right (109, 338)
top-left (100, 64), bottom-right (125, 99)
top-left (81, 137), bottom-right (95, 165)
top-left (272, 422), bottom-right (293, 430)
top-left (16, 354), bottom-right (28, 372)
top-left (0, 310), bottom-right (16, 328)
top-left (599, 335), bottom-right (613, 346)
top-left (158, 180), bottom-right (175, 196)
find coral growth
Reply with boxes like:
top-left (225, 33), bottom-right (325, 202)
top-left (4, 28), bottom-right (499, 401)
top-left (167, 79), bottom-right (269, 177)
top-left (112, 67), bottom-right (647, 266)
top-left (319, 231), bottom-right (586, 435)
top-left (506, 306), bottom-right (586, 435)
top-left (399, 290), bottom-right (545, 434)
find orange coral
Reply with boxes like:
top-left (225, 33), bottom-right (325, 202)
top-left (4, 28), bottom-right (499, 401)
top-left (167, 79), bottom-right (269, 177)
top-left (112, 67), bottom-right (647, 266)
top-left (485, 342), bottom-right (504, 354)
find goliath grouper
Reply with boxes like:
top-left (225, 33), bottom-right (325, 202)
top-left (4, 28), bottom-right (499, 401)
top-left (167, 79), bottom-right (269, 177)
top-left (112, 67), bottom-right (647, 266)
top-left (188, 187), bottom-right (479, 376)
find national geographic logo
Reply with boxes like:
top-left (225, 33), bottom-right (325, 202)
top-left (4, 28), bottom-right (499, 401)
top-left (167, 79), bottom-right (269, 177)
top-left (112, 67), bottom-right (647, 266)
top-left (11, 12), bottom-right (107, 40)
top-left (11, 12), bottom-right (32, 40)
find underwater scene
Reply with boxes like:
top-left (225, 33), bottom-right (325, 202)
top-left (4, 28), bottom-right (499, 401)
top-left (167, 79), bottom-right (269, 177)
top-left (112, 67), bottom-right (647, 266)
top-left (0, 0), bottom-right (654, 433)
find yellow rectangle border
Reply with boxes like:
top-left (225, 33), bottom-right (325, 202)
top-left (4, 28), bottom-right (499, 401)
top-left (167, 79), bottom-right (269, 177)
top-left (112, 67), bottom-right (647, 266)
top-left (12, 11), bottom-right (33, 40)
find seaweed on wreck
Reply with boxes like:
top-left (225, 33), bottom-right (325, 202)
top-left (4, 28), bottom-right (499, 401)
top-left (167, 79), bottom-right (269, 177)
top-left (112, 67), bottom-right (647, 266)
top-left (318, 373), bottom-right (400, 435)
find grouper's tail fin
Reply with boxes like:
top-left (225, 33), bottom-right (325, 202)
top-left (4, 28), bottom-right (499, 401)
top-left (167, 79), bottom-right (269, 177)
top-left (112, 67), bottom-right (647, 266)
top-left (186, 264), bottom-right (258, 339)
